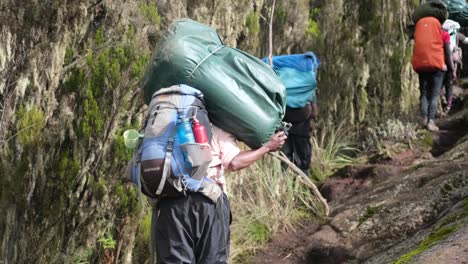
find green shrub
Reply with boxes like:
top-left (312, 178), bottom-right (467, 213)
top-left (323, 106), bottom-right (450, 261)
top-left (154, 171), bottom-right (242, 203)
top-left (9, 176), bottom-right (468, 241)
top-left (16, 105), bottom-right (46, 147)
top-left (115, 184), bottom-right (142, 216)
top-left (245, 11), bottom-right (260, 35)
top-left (98, 233), bottom-right (117, 250)
top-left (139, 2), bottom-right (161, 25)
top-left (306, 8), bottom-right (321, 39)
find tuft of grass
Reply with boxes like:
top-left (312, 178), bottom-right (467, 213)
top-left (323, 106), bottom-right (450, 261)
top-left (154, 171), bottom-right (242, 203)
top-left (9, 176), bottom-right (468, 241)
top-left (246, 221), bottom-right (270, 244)
top-left (310, 121), bottom-right (359, 182)
top-left (227, 154), bottom-right (323, 263)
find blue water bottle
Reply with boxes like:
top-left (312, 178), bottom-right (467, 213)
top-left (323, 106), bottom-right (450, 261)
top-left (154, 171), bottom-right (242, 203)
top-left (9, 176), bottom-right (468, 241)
top-left (176, 111), bottom-right (195, 169)
top-left (176, 115), bottom-right (196, 144)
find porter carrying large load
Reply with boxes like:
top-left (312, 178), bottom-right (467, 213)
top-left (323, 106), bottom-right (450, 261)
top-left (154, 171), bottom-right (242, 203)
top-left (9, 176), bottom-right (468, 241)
top-left (143, 19), bottom-right (286, 149)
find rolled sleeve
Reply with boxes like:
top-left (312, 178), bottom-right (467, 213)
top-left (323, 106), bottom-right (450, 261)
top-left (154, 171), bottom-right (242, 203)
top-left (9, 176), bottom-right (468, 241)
top-left (210, 126), bottom-right (241, 171)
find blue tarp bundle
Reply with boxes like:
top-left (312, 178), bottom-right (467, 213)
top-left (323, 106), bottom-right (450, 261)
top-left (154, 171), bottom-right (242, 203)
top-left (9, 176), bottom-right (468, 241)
top-left (263, 52), bottom-right (320, 108)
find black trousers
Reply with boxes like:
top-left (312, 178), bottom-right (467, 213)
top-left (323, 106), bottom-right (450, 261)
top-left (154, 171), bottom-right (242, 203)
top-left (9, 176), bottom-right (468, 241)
top-left (154, 193), bottom-right (231, 264)
top-left (282, 120), bottom-right (312, 176)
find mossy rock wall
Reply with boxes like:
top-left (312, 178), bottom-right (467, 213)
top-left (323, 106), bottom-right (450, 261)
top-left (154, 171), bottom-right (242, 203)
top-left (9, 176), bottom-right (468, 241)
top-left (306, 0), bottom-right (420, 124)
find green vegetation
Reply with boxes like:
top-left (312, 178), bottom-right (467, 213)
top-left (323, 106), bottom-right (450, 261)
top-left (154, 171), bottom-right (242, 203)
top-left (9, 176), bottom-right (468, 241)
top-left (310, 122), bottom-right (358, 182)
top-left (61, 28), bottom-right (149, 139)
top-left (73, 248), bottom-right (93, 264)
top-left (416, 130), bottom-right (434, 152)
top-left (364, 119), bottom-right (431, 159)
top-left (245, 11), bottom-right (260, 35)
top-left (275, 6), bottom-right (288, 26)
top-left (359, 205), bottom-right (381, 225)
top-left (15, 105), bottom-right (46, 147)
top-left (139, 2), bottom-right (161, 25)
top-left (115, 183), bottom-right (142, 216)
top-left (438, 198), bottom-right (468, 227)
top-left (57, 151), bottom-right (80, 194)
top-left (246, 221), bottom-right (270, 243)
top-left (98, 233), bottom-right (117, 250)
top-left (391, 198), bottom-right (468, 264)
top-left (64, 46), bottom-right (74, 66)
top-left (86, 175), bottom-right (108, 202)
top-left (133, 209), bottom-right (152, 263)
top-left (227, 154), bottom-right (327, 262)
top-left (392, 224), bottom-right (462, 264)
top-left (306, 8), bottom-right (321, 39)
top-left (358, 87), bottom-right (369, 122)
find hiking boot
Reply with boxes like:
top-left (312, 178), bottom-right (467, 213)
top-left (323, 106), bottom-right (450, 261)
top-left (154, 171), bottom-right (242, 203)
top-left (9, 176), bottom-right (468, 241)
top-left (420, 118), bottom-right (428, 128)
top-left (444, 106), bottom-right (451, 114)
top-left (441, 96), bottom-right (447, 106)
top-left (427, 120), bottom-right (439, 132)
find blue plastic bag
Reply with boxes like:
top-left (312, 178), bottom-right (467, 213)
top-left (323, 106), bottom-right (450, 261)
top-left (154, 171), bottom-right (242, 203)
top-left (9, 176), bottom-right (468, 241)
top-left (263, 52), bottom-right (320, 108)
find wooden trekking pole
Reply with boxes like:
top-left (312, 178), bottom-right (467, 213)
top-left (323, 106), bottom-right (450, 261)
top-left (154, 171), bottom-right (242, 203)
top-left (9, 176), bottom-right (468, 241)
top-left (268, 0), bottom-right (276, 66)
top-left (269, 151), bottom-right (330, 216)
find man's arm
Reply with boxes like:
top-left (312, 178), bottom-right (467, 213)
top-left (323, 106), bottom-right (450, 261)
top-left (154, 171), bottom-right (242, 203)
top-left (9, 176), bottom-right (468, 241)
top-left (444, 42), bottom-right (456, 79)
top-left (458, 33), bottom-right (468, 45)
top-left (310, 102), bottom-right (319, 120)
top-left (228, 131), bottom-right (287, 171)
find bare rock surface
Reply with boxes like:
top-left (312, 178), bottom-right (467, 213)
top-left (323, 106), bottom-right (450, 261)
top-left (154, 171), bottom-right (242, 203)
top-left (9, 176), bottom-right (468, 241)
top-left (253, 110), bottom-right (468, 264)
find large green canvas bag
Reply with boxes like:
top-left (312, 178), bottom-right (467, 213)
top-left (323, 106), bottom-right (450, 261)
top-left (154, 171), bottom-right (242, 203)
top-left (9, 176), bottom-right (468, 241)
top-left (143, 19), bottom-right (286, 148)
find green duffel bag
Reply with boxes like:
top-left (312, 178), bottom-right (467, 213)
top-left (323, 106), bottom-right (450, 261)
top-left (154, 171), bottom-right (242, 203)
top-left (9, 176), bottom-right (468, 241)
top-left (143, 18), bottom-right (286, 149)
top-left (444, 0), bottom-right (468, 27)
top-left (412, 0), bottom-right (448, 24)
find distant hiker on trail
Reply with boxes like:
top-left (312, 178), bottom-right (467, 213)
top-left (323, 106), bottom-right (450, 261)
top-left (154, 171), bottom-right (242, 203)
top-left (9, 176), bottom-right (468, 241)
top-left (411, 16), bottom-right (455, 132)
top-left (282, 92), bottom-right (318, 176)
top-left (153, 126), bottom-right (286, 264)
top-left (441, 19), bottom-right (468, 113)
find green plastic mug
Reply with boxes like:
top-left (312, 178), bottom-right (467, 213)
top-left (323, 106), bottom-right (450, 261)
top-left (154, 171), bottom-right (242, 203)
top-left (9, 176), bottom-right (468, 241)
top-left (123, 129), bottom-right (141, 149)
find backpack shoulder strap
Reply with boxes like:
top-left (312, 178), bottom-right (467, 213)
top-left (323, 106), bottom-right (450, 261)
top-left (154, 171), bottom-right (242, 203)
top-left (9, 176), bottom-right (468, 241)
top-left (155, 126), bottom-right (177, 195)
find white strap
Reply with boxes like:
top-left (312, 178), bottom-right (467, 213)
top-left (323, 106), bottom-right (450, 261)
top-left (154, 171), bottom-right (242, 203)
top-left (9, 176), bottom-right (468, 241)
top-left (156, 149), bottom-right (172, 195)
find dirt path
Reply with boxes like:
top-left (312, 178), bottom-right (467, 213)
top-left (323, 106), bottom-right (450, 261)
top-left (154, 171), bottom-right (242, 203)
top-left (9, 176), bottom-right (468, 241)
top-left (252, 93), bottom-right (468, 264)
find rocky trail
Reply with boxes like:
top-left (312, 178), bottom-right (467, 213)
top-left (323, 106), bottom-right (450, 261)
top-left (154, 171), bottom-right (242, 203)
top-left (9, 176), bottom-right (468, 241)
top-left (253, 92), bottom-right (468, 264)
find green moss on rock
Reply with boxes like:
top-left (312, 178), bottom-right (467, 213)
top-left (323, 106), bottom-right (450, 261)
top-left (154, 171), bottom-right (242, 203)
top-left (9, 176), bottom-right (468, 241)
top-left (415, 130), bottom-right (434, 151)
top-left (115, 183), bottom-right (142, 216)
top-left (359, 205), bottom-right (381, 225)
top-left (392, 224), bottom-right (461, 264)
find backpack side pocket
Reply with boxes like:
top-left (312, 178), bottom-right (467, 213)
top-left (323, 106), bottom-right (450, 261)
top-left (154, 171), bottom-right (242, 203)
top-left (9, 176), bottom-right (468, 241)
top-left (182, 143), bottom-right (213, 181)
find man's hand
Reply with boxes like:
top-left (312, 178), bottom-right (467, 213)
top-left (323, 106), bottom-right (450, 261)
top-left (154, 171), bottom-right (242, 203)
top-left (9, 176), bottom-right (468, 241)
top-left (228, 131), bottom-right (287, 171)
top-left (264, 131), bottom-right (287, 152)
